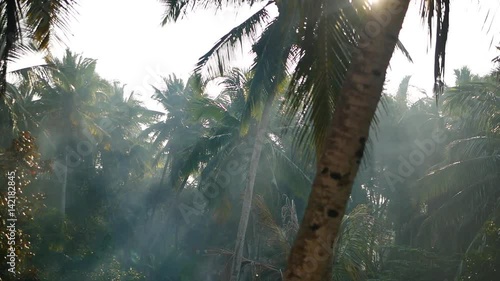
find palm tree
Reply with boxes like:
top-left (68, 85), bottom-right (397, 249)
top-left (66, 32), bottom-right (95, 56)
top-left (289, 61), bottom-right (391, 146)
top-left (160, 2), bottom-right (363, 278)
top-left (283, 1), bottom-right (443, 279)
top-left (0, 0), bottom-right (78, 98)
top-left (97, 82), bottom-right (159, 199)
top-left (141, 73), bottom-right (207, 191)
top-left (186, 67), bottom-right (294, 281)
top-left (29, 50), bottom-right (111, 214)
top-left (0, 77), bottom-right (39, 148)
top-left (161, 0), bottom-right (451, 279)
top-left (151, 68), bottom-right (318, 280)
top-left (415, 69), bottom-right (500, 279)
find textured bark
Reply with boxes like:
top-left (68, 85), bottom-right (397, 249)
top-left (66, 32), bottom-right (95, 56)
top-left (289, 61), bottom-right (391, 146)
top-left (229, 97), bottom-right (274, 281)
top-left (284, 1), bottom-right (410, 280)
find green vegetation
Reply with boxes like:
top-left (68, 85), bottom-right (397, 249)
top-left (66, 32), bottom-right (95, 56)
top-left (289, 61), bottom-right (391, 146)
top-left (2, 49), bottom-right (499, 280)
top-left (1, 0), bottom-right (499, 280)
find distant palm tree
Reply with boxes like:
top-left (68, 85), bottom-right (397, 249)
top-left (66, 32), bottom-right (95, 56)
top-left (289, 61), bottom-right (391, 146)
top-left (30, 50), bottom-right (111, 214)
top-left (146, 68), bottom-right (314, 280)
top-left (0, 76), bottom-right (39, 148)
top-left (141, 73), bottom-right (208, 190)
top-left (98, 82), bottom-right (160, 186)
top-left (417, 70), bottom-right (500, 269)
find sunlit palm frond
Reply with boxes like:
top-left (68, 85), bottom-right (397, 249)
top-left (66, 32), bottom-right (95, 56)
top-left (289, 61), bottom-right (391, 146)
top-left (283, 0), bottom-right (366, 157)
top-left (23, 0), bottom-right (78, 51)
top-left (333, 204), bottom-right (388, 281)
top-left (189, 95), bottom-right (229, 122)
top-left (415, 117), bottom-right (500, 250)
top-left (254, 195), bottom-right (290, 254)
top-left (444, 136), bottom-right (500, 162)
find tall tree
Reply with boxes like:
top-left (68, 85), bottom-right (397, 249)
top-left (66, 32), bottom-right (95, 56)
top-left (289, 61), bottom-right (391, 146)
top-left (160, 2), bottom-right (368, 279)
top-left (416, 69), bottom-right (500, 279)
top-left (160, 0), bottom-right (450, 280)
top-left (0, 0), bottom-right (78, 98)
top-left (284, 0), bottom-right (449, 280)
top-left (31, 50), bottom-right (111, 214)
top-left (141, 73), bottom-right (207, 191)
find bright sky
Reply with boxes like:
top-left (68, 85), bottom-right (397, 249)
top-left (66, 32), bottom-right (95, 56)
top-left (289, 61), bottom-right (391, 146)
top-left (13, 0), bottom-right (500, 108)
top-left (389, 0), bottom-right (500, 100)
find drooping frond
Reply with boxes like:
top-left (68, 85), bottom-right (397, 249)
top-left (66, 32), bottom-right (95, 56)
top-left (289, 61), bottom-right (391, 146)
top-left (1, 0), bottom-right (78, 99)
top-left (193, 2), bottom-right (272, 77)
top-left (239, 4), bottom-right (296, 135)
top-left (0, 0), bottom-right (23, 97)
top-left (420, 0), bottom-right (450, 100)
top-left (23, 0), bottom-right (78, 50)
top-left (283, 0), bottom-right (367, 157)
top-left (254, 194), bottom-right (291, 254)
top-left (334, 204), bottom-right (388, 280)
top-left (263, 139), bottom-right (313, 199)
top-left (159, 0), bottom-right (263, 24)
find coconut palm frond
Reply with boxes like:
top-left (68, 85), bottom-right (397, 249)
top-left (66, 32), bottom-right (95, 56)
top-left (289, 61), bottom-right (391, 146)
top-left (159, 0), bottom-right (262, 24)
top-left (194, 2), bottom-right (272, 77)
top-left (420, 0), bottom-right (451, 98)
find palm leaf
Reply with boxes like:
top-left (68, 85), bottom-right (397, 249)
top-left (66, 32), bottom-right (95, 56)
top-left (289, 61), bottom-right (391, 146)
top-left (193, 1), bottom-right (272, 77)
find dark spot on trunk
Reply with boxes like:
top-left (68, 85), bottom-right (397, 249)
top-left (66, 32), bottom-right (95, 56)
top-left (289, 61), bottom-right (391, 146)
top-left (310, 224), bottom-right (320, 231)
top-left (328, 209), bottom-right (339, 217)
top-left (363, 84), bottom-right (370, 89)
top-left (321, 167), bottom-right (328, 174)
top-left (356, 159), bottom-right (361, 164)
top-left (330, 172), bottom-right (341, 180)
top-left (359, 137), bottom-right (366, 144)
top-left (355, 148), bottom-right (364, 159)
top-left (372, 70), bottom-right (382, 76)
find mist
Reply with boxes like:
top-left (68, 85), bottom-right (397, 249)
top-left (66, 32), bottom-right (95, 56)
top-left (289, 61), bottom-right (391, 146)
top-left (1, 1), bottom-right (500, 281)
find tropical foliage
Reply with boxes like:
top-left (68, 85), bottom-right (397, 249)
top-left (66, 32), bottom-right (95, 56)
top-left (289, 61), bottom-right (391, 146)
top-left (1, 0), bottom-right (500, 281)
top-left (1, 43), bottom-right (500, 280)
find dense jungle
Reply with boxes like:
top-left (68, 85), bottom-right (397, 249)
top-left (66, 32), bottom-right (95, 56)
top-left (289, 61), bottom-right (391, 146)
top-left (1, 0), bottom-right (500, 280)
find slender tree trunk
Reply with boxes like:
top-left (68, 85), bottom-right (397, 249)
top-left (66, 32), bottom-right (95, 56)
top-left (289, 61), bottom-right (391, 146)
top-left (229, 96), bottom-right (274, 281)
top-left (62, 152), bottom-right (68, 215)
top-left (284, 1), bottom-right (410, 280)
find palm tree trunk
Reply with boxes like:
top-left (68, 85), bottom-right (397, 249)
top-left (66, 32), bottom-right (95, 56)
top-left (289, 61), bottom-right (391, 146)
top-left (62, 152), bottom-right (68, 215)
top-left (284, 1), bottom-right (410, 280)
top-left (229, 96), bottom-right (274, 281)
